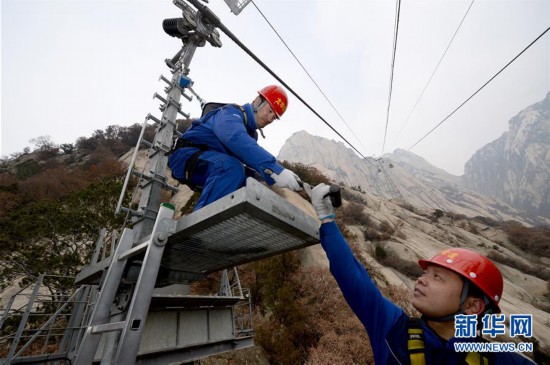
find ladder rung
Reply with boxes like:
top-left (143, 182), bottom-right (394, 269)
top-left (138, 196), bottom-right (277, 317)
top-left (146, 113), bottom-right (162, 124)
top-left (153, 92), bottom-right (167, 104)
top-left (166, 183), bottom-right (179, 193)
top-left (182, 92), bottom-right (192, 101)
top-left (159, 74), bottom-right (171, 86)
top-left (132, 170), bottom-right (145, 179)
top-left (90, 321), bottom-right (125, 334)
top-left (177, 108), bottom-right (190, 119)
top-left (120, 206), bottom-right (143, 217)
top-left (118, 241), bottom-right (150, 261)
top-left (140, 139), bottom-right (153, 148)
top-left (131, 170), bottom-right (177, 192)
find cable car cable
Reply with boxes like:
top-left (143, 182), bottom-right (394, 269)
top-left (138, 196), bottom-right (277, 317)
top-left (251, 0), bottom-right (371, 157)
top-left (381, 0), bottom-right (402, 156)
top-left (407, 25), bottom-right (550, 151)
top-left (394, 0), bottom-right (475, 142)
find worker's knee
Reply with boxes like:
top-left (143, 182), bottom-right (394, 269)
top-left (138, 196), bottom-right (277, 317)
top-left (200, 153), bottom-right (245, 189)
top-left (221, 157), bottom-right (246, 184)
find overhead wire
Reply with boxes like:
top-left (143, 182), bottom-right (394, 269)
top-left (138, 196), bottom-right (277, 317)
top-left (189, 0), bottom-right (547, 199)
top-left (188, 0), bottom-right (375, 164)
top-left (381, 0), bottom-right (402, 156)
top-left (250, 0), bottom-right (371, 158)
top-left (407, 25), bottom-right (550, 151)
top-left (394, 0), bottom-right (475, 142)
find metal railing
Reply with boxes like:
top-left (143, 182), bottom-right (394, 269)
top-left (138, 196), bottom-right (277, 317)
top-left (0, 275), bottom-right (96, 364)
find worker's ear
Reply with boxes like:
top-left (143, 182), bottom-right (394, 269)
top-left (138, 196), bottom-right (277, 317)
top-left (463, 296), bottom-right (485, 315)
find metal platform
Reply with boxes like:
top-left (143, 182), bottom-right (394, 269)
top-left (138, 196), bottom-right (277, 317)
top-left (75, 178), bottom-right (320, 286)
top-left (162, 177), bottom-right (320, 275)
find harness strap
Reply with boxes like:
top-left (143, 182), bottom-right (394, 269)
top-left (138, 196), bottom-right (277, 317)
top-left (169, 104), bottom-right (249, 192)
top-left (465, 351), bottom-right (489, 365)
top-left (407, 318), bottom-right (490, 365)
top-left (236, 104), bottom-right (247, 126)
top-left (408, 318), bottom-right (426, 365)
top-left (183, 148), bottom-right (207, 193)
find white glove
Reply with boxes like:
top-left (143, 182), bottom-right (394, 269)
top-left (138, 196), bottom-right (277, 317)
top-left (272, 169), bottom-right (303, 191)
top-left (304, 183), bottom-right (334, 220)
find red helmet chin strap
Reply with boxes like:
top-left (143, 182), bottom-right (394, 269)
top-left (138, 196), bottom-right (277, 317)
top-left (253, 98), bottom-right (267, 139)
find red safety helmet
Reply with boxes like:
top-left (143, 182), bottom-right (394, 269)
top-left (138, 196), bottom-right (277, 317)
top-left (418, 248), bottom-right (503, 312)
top-left (258, 85), bottom-right (288, 118)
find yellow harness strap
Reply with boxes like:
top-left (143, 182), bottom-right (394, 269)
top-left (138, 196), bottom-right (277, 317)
top-left (465, 351), bottom-right (489, 365)
top-left (408, 318), bottom-right (426, 365)
top-left (407, 318), bottom-right (489, 365)
top-left (408, 327), bottom-right (426, 365)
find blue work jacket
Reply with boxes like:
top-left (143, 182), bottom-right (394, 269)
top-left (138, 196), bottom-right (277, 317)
top-left (320, 221), bottom-right (536, 365)
top-left (169, 103), bottom-right (284, 185)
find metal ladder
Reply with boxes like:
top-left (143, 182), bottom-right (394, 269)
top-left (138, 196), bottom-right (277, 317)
top-left (74, 203), bottom-right (176, 364)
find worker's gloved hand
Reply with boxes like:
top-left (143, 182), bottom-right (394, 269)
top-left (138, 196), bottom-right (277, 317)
top-left (304, 183), bottom-right (335, 220)
top-left (272, 169), bottom-right (303, 191)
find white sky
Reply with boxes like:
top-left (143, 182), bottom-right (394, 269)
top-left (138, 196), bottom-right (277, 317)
top-left (1, 0), bottom-right (549, 175)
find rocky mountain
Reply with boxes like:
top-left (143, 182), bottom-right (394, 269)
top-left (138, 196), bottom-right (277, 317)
top-left (278, 131), bottom-right (541, 225)
top-left (464, 92), bottom-right (550, 220)
top-left (383, 148), bottom-right (462, 187)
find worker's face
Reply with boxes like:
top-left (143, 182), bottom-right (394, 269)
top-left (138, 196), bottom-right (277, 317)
top-left (412, 265), bottom-right (464, 318)
top-left (255, 100), bottom-right (278, 129)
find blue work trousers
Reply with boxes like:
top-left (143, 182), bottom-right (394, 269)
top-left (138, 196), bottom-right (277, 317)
top-left (186, 150), bottom-right (246, 211)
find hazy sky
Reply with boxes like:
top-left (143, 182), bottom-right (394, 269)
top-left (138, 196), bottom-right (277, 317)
top-left (1, 0), bottom-right (549, 175)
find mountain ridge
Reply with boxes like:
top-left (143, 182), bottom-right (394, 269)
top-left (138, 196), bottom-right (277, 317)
top-left (278, 131), bottom-right (543, 225)
top-left (464, 91), bottom-right (550, 219)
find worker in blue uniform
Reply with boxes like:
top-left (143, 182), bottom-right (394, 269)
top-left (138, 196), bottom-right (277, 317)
top-left (305, 183), bottom-right (537, 365)
top-left (168, 85), bottom-right (302, 211)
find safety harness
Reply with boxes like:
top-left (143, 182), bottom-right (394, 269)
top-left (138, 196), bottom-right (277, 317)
top-left (167, 103), bottom-right (248, 192)
top-left (407, 318), bottom-right (489, 365)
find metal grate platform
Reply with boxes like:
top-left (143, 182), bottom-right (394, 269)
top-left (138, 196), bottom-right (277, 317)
top-left (162, 178), bottom-right (320, 274)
